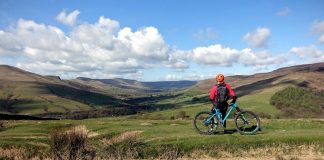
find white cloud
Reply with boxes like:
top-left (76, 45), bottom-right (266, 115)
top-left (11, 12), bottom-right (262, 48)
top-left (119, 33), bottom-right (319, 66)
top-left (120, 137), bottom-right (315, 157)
top-left (191, 44), bottom-right (240, 66)
top-left (193, 27), bottom-right (217, 41)
top-left (116, 26), bottom-right (169, 61)
top-left (166, 44), bottom-right (285, 68)
top-left (163, 73), bottom-right (207, 81)
top-left (0, 16), bottom-right (177, 79)
top-left (56, 10), bottom-right (80, 26)
top-left (311, 20), bottom-right (324, 44)
top-left (319, 35), bottom-right (324, 44)
top-left (239, 49), bottom-right (288, 66)
top-left (312, 20), bottom-right (324, 34)
top-left (185, 73), bottom-right (209, 81)
top-left (164, 59), bottom-right (189, 70)
top-left (164, 74), bottom-right (183, 81)
top-left (290, 45), bottom-right (324, 62)
top-left (277, 7), bottom-right (290, 17)
top-left (71, 16), bottom-right (119, 49)
top-left (243, 27), bottom-right (271, 48)
top-left (164, 49), bottom-right (190, 70)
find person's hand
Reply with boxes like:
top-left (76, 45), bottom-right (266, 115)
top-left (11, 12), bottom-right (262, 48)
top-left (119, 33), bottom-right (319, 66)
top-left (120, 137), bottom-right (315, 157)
top-left (230, 96), bottom-right (237, 104)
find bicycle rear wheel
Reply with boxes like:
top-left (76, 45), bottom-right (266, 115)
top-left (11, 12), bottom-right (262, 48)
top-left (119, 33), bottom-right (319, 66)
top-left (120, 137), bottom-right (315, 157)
top-left (234, 111), bottom-right (260, 135)
top-left (193, 111), bottom-right (217, 135)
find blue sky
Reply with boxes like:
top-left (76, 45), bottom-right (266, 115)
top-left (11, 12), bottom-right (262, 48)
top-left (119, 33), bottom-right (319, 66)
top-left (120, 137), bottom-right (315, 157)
top-left (0, 0), bottom-right (324, 81)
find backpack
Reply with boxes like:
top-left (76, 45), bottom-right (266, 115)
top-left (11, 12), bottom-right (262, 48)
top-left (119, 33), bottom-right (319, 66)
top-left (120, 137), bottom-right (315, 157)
top-left (216, 83), bottom-right (229, 103)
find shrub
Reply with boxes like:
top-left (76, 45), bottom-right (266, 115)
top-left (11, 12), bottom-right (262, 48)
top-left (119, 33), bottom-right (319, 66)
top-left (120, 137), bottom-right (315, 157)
top-left (157, 145), bottom-right (183, 159)
top-left (270, 86), bottom-right (324, 118)
top-left (191, 97), bottom-right (200, 102)
top-left (257, 112), bottom-right (272, 119)
top-left (139, 113), bottom-right (167, 120)
top-left (175, 111), bottom-right (190, 119)
top-left (102, 131), bottom-right (147, 159)
top-left (50, 125), bottom-right (95, 160)
top-left (0, 121), bottom-right (4, 129)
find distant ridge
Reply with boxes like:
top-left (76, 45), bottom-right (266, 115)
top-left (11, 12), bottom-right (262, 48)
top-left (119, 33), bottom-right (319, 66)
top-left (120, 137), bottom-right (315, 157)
top-left (75, 77), bottom-right (197, 90)
top-left (273, 62), bottom-right (324, 73)
top-left (189, 62), bottom-right (324, 94)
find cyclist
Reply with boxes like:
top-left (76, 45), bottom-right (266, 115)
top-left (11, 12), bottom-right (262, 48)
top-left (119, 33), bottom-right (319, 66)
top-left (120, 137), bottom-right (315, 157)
top-left (209, 74), bottom-right (237, 133)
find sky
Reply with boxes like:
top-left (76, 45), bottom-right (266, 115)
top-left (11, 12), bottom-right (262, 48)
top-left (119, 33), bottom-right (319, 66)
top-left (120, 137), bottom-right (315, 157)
top-left (0, 0), bottom-right (324, 81)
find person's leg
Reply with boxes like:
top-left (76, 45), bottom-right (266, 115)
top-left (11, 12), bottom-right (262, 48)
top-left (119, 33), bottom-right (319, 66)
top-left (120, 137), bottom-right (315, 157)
top-left (211, 103), bottom-right (217, 114)
top-left (221, 107), bottom-right (228, 128)
top-left (221, 102), bottom-right (228, 130)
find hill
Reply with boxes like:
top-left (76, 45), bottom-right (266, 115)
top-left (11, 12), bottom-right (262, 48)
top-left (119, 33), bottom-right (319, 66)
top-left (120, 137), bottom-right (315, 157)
top-left (179, 62), bottom-right (324, 118)
top-left (0, 62), bottom-right (323, 118)
top-left (0, 65), bottom-right (124, 116)
top-left (0, 65), bottom-right (196, 117)
top-left (189, 62), bottom-right (324, 95)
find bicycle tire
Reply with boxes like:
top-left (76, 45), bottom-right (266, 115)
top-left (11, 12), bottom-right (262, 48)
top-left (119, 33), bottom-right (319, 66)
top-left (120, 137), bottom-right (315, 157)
top-left (234, 111), bottom-right (260, 135)
top-left (193, 111), bottom-right (216, 135)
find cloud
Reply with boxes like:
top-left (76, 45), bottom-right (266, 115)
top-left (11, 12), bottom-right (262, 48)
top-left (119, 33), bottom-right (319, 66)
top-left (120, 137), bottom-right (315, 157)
top-left (116, 26), bottom-right (169, 61)
top-left (243, 27), bottom-right (271, 48)
top-left (193, 27), bottom-right (217, 41)
top-left (164, 74), bottom-right (183, 81)
top-left (164, 49), bottom-right (190, 70)
top-left (164, 59), bottom-right (189, 70)
top-left (56, 10), bottom-right (80, 26)
top-left (277, 7), bottom-right (291, 17)
top-left (320, 35), bottom-right (324, 44)
top-left (71, 16), bottom-right (119, 49)
top-left (311, 20), bottom-right (324, 44)
top-left (191, 44), bottom-right (240, 66)
top-left (166, 44), bottom-right (285, 68)
top-left (163, 73), bottom-right (208, 81)
top-left (239, 49), bottom-right (288, 66)
top-left (0, 16), bottom-right (177, 79)
top-left (290, 45), bottom-right (324, 62)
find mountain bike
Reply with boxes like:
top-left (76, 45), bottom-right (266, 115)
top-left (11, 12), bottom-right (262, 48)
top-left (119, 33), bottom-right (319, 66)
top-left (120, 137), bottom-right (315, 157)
top-left (193, 102), bottom-right (260, 135)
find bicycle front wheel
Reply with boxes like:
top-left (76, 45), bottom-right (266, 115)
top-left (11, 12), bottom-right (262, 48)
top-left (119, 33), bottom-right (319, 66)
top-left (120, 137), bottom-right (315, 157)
top-left (234, 111), bottom-right (260, 135)
top-left (193, 111), bottom-right (216, 135)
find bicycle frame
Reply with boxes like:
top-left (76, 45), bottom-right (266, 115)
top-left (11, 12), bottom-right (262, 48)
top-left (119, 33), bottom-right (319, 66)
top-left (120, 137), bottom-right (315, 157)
top-left (205, 102), bottom-right (240, 126)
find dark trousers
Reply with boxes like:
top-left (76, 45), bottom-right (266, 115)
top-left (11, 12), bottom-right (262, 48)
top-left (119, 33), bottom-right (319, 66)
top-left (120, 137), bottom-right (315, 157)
top-left (212, 102), bottom-right (228, 128)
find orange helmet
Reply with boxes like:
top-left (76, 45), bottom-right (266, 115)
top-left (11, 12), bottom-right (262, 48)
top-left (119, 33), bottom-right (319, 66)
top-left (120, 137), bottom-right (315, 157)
top-left (216, 74), bottom-right (225, 82)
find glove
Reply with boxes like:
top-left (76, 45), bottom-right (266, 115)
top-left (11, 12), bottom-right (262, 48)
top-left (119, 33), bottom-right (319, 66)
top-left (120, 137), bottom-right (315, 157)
top-left (231, 96), bottom-right (237, 103)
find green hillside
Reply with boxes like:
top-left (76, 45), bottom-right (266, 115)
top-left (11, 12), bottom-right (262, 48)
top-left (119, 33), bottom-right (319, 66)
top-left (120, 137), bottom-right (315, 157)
top-left (271, 86), bottom-right (324, 118)
top-left (0, 65), bottom-right (125, 116)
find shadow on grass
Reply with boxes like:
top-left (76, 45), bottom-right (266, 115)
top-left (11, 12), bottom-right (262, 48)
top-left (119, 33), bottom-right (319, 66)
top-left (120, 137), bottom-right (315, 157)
top-left (43, 83), bottom-right (123, 106)
top-left (212, 128), bottom-right (238, 135)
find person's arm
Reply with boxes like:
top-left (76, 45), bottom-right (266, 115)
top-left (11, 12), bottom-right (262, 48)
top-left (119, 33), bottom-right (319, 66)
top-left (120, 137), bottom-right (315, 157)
top-left (226, 83), bottom-right (237, 102)
top-left (209, 85), bottom-right (217, 101)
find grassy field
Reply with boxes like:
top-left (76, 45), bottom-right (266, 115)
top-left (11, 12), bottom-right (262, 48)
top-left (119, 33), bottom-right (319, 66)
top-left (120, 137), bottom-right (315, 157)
top-left (0, 116), bottom-right (323, 159)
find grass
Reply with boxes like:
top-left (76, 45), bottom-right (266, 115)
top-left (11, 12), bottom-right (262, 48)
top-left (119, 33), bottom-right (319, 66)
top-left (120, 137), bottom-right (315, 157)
top-left (271, 86), bottom-right (324, 118)
top-left (0, 117), bottom-right (323, 159)
top-left (237, 85), bottom-right (285, 117)
top-left (0, 81), bottom-right (122, 115)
